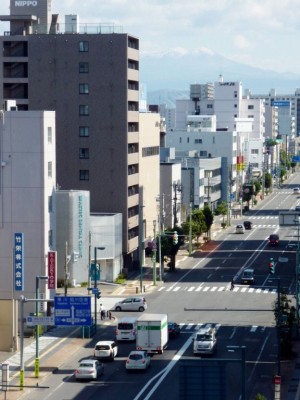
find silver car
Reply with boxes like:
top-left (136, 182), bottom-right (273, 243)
top-left (74, 359), bottom-right (104, 381)
top-left (114, 297), bottom-right (147, 312)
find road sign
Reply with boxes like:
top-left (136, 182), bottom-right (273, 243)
top-left (54, 296), bottom-right (92, 326)
top-left (26, 316), bottom-right (54, 326)
top-left (91, 288), bottom-right (99, 294)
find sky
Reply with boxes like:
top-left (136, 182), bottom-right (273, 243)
top-left (0, 0), bottom-right (300, 89)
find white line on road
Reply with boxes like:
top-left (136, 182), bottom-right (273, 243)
top-left (133, 336), bottom-right (193, 400)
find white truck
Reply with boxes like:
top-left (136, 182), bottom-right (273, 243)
top-left (136, 313), bottom-right (168, 354)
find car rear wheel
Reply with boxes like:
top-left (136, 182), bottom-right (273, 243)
top-left (138, 306), bottom-right (145, 312)
top-left (115, 306), bottom-right (121, 311)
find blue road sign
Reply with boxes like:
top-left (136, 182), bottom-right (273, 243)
top-left (54, 296), bottom-right (92, 326)
top-left (91, 288), bottom-right (99, 294)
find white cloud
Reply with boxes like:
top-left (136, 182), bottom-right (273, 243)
top-left (0, 0), bottom-right (300, 74)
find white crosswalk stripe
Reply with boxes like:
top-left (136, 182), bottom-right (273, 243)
top-left (157, 285), bottom-right (277, 294)
top-left (178, 322), bottom-right (263, 333)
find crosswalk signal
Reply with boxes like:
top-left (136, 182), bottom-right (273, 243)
top-left (269, 258), bottom-right (275, 274)
top-left (172, 231), bottom-right (178, 245)
top-left (97, 291), bottom-right (101, 299)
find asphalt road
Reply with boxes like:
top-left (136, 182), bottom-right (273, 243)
top-left (7, 175), bottom-right (300, 400)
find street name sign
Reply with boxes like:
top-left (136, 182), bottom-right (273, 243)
top-left (54, 296), bottom-right (92, 326)
top-left (26, 316), bottom-right (54, 326)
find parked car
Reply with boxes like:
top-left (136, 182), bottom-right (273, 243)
top-left (293, 187), bottom-right (300, 194)
top-left (114, 297), bottom-right (147, 312)
top-left (94, 340), bottom-right (118, 360)
top-left (168, 322), bottom-right (180, 338)
top-left (74, 359), bottom-right (104, 381)
top-left (243, 221), bottom-right (252, 230)
top-left (241, 268), bottom-right (255, 285)
top-left (125, 350), bottom-right (151, 371)
top-left (295, 205), bottom-right (300, 212)
top-left (268, 234), bottom-right (279, 247)
top-left (235, 224), bottom-right (245, 234)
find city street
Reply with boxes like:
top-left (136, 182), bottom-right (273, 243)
top-left (4, 177), bottom-right (300, 400)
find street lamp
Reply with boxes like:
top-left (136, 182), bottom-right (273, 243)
top-left (227, 345), bottom-right (246, 400)
top-left (93, 246), bottom-right (105, 330)
top-left (35, 275), bottom-right (48, 378)
top-left (268, 276), bottom-right (281, 376)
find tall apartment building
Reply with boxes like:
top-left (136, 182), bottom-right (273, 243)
top-left (0, 0), bottom-right (140, 269)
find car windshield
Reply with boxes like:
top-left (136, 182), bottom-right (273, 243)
top-left (118, 323), bottom-right (133, 330)
top-left (243, 271), bottom-right (252, 278)
top-left (129, 354), bottom-right (143, 360)
top-left (80, 362), bottom-right (93, 368)
top-left (96, 345), bottom-right (109, 350)
top-left (196, 333), bottom-right (212, 341)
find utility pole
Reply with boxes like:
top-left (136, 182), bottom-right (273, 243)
top-left (138, 204), bottom-right (144, 293)
top-left (173, 182), bottom-right (182, 227)
top-left (88, 231), bottom-right (91, 290)
top-left (152, 220), bottom-right (157, 286)
top-left (189, 203), bottom-right (193, 256)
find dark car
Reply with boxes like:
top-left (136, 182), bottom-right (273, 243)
top-left (168, 322), bottom-right (180, 338)
top-left (241, 268), bottom-right (255, 285)
top-left (243, 221), bottom-right (252, 230)
top-left (268, 234), bottom-right (279, 247)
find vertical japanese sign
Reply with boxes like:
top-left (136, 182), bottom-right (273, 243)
top-left (14, 232), bottom-right (24, 291)
top-left (48, 251), bottom-right (57, 289)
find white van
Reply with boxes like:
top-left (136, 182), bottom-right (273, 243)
top-left (116, 317), bottom-right (138, 342)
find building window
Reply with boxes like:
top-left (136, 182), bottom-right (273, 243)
top-left (142, 146), bottom-right (159, 157)
top-left (79, 126), bottom-right (89, 137)
top-left (48, 229), bottom-right (53, 247)
top-left (195, 139), bottom-right (202, 144)
top-left (79, 105), bottom-right (89, 116)
top-left (187, 137), bottom-right (189, 143)
top-left (48, 195), bottom-right (52, 212)
top-left (79, 41), bottom-right (89, 52)
top-left (234, 104), bottom-right (237, 108)
top-left (48, 161), bottom-right (52, 178)
top-left (79, 170), bottom-right (89, 180)
top-left (251, 149), bottom-right (259, 155)
top-left (207, 104), bottom-right (213, 109)
top-left (248, 105), bottom-right (254, 110)
top-left (79, 148), bottom-right (89, 159)
top-left (79, 62), bottom-right (89, 73)
top-left (79, 83), bottom-right (89, 94)
top-left (47, 127), bottom-right (52, 144)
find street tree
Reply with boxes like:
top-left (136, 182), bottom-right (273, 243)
top-left (203, 205), bottom-right (214, 237)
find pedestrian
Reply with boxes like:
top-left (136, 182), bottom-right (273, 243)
top-left (99, 303), bottom-right (106, 320)
top-left (230, 279), bottom-right (235, 291)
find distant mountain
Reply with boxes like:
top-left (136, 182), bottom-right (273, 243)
top-left (140, 50), bottom-right (300, 106)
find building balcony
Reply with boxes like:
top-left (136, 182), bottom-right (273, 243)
top-left (128, 68), bottom-right (139, 82)
top-left (128, 235), bottom-right (138, 253)
top-left (128, 193), bottom-right (139, 208)
top-left (128, 172), bottom-right (139, 187)
top-left (128, 152), bottom-right (139, 165)
top-left (128, 89), bottom-right (139, 102)
top-left (128, 131), bottom-right (139, 144)
top-left (128, 214), bottom-right (139, 230)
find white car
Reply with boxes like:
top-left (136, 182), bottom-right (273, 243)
top-left (293, 188), bottom-right (300, 194)
top-left (94, 340), bottom-right (118, 360)
top-left (235, 224), bottom-right (245, 234)
top-left (114, 297), bottom-right (147, 312)
top-left (125, 350), bottom-right (151, 371)
top-left (74, 359), bottom-right (104, 381)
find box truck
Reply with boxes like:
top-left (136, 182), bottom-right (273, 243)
top-left (136, 313), bottom-right (168, 354)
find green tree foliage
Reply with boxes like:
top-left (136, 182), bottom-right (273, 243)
top-left (203, 205), bottom-right (214, 235)
top-left (264, 172), bottom-right (272, 189)
top-left (182, 209), bottom-right (207, 244)
top-left (160, 226), bottom-right (185, 271)
top-left (254, 180), bottom-right (261, 195)
top-left (215, 201), bottom-right (228, 223)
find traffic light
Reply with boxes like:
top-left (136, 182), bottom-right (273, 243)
top-left (97, 291), bottom-right (101, 299)
top-left (172, 231), bottom-right (178, 245)
top-left (269, 258), bottom-right (275, 274)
